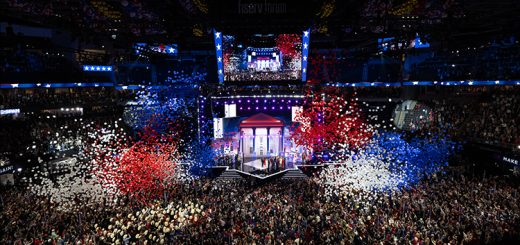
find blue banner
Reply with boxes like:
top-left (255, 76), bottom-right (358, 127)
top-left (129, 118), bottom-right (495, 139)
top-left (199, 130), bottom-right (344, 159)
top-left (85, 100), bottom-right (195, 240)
top-left (213, 29), bottom-right (224, 83)
top-left (302, 28), bottom-right (310, 81)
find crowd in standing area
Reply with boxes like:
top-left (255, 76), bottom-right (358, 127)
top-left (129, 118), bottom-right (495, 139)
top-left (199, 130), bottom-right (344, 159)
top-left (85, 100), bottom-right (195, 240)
top-left (431, 86), bottom-right (520, 146)
top-left (1, 168), bottom-right (519, 244)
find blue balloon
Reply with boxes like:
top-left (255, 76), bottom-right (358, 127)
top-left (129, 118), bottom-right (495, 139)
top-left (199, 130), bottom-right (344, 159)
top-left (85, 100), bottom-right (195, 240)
top-left (360, 131), bottom-right (459, 190)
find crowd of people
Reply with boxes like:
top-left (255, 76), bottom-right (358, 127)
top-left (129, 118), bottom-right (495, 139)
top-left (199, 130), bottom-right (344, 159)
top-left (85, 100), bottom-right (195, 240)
top-left (258, 156), bottom-right (286, 174)
top-left (307, 37), bottom-right (520, 82)
top-left (209, 85), bottom-right (303, 97)
top-left (0, 87), bottom-right (518, 244)
top-left (0, 88), bottom-right (121, 109)
top-left (0, 83), bottom-right (518, 244)
top-left (6, 0), bottom-right (164, 36)
top-left (0, 113), bottom-right (124, 168)
top-left (430, 86), bottom-right (520, 147)
top-left (2, 1), bottom-right (520, 243)
top-left (0, 48), bottom-right (77, 74)
top-left (0, 88), bottom-right (130, 166)
top-left (216, 155), bottom-right (288, 174)
top-left (1, 85), bottom-right (518, 169)
top-left (224, 70), bottom-right (301, 82)
top-left (412, 38), bottom-right (520, 81)
top-left (215, 154), bottom-right (240, 169)
top-left (1, 168), bottom-right (519, 244)
top-left (361, 0), bottom-right (464, 20)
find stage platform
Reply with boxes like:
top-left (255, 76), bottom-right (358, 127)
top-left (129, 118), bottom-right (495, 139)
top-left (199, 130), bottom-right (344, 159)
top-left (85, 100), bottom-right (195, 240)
top-left (241, 157), bottom-right (296, 174)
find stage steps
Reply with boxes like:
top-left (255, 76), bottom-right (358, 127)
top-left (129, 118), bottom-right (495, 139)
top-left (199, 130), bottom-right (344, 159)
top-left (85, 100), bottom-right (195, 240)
top-left (281, 168), bottom-right (309, 179)
top-left (215, 168), bottom-right (309, 180)
top-left (216, 169), bottom-right (242, 180)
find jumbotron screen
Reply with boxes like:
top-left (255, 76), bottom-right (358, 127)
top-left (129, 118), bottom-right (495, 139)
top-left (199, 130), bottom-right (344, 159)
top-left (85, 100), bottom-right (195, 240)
top-left (222, 34), bottom-right (302, 81)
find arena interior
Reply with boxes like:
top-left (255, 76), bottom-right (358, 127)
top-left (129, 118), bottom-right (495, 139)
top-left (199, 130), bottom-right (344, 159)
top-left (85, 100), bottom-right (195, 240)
top-left (1, 0), bottom-right (520, 244)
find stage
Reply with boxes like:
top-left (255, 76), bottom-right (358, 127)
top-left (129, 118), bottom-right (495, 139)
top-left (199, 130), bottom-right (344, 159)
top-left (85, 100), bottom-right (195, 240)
top-left (240, 157), bottom-right (296, 174)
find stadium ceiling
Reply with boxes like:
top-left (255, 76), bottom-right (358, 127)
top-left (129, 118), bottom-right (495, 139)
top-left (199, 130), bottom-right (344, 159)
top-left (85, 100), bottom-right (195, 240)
top-left (1, 0), bottom-right (518, 49)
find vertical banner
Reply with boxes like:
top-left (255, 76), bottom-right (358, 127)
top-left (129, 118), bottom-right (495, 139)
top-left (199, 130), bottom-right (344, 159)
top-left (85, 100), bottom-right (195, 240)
top-left (213, 118), bottom-right (224, 139)
top-left (225, 104), bottom-right (237, 118)
top-left (213, 29), bottom-right (224, 83)
top-left (291, 106), bottom-right (303, 122)
top-left (302, 28), bottom-right (310, 81)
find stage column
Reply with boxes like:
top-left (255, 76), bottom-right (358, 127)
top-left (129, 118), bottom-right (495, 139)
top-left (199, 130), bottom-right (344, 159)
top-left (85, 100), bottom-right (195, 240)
top-left (252, 127), bottom-right (256, 157)
top-left (240, 129), bottom-right (244, 171)
top-left (280, 128), bottom-right (284, 157)
top-left (267, 127), bottom-right (270, 157)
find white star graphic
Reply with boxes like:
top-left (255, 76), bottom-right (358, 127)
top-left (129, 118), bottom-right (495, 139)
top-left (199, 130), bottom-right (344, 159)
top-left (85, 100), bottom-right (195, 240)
top-left (11, 83), bottom-right (18, 88)
top-left (101, 67), bottom-right (106, 71)
top-left (107, 67), bottom-right (112, 71)
top-left (90, 66), bottom-right (95, 70)
top-left (215, 32), bottom-right (221, 39)
top-left (218, 56), bottom-right (222, 62)
top-left (96, 67), bottom-right (101, 71)
top-left (218, 69), bottom-right (222, 74)
top-left (169, 47), bottom-right (175, 53)
top-left (303, 43), bottom-right (308, 49)
top-left (304, 31), bottom-right (309, 37)
top-left (216, 44), bottom-right (221, 50)
top-left (303, 68), bottom-right (306, 73)
top-left (303, 56), bottom-right (307, 61)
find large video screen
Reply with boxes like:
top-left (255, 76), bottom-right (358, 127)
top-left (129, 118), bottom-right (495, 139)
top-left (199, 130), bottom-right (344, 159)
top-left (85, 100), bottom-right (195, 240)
top-left (222, 34), bottom-right (302, 81)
